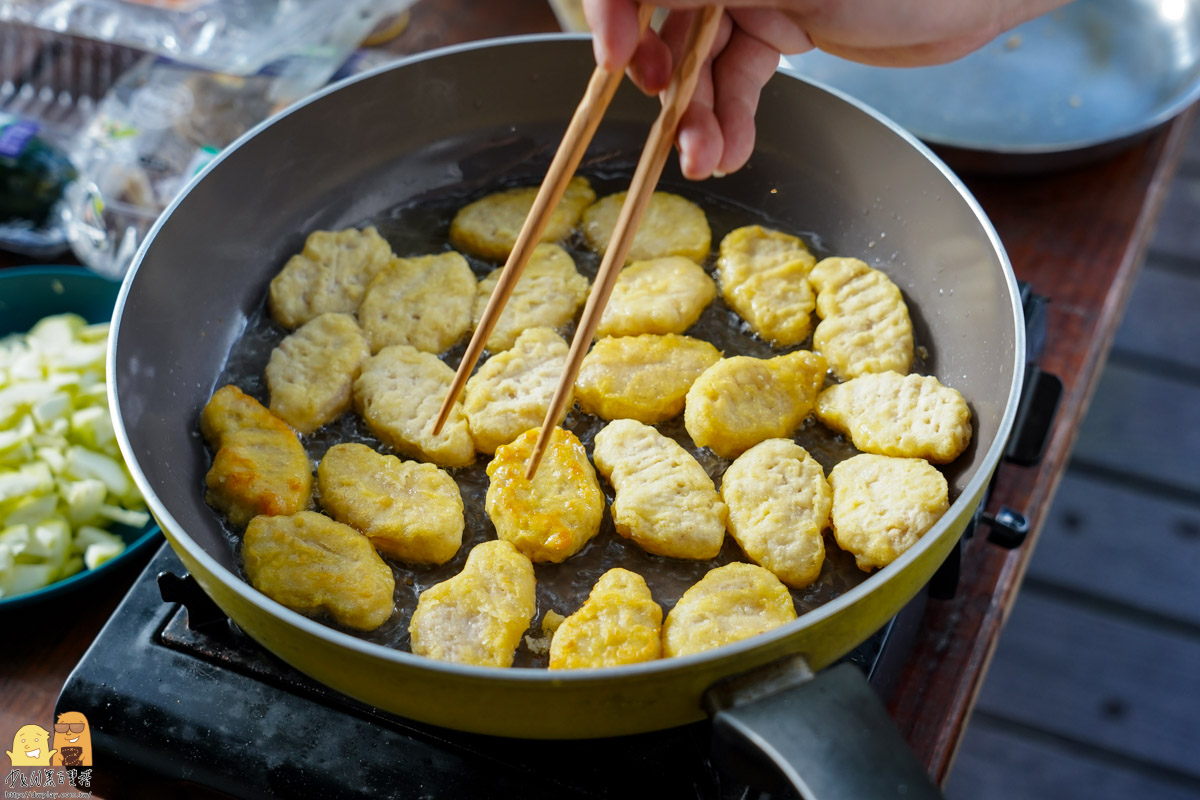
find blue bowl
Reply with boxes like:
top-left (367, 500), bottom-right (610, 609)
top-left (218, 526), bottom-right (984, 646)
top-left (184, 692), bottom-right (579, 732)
top-left (0, 265), bottom-right (161, 609)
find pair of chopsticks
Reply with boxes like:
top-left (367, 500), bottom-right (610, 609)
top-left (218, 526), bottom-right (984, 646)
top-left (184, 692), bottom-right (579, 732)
top-left (434, 4), bottom-right (724, 478)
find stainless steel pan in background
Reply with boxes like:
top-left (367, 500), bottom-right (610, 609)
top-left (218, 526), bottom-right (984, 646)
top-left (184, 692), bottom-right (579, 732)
top-left (109, 36), bottom-right (1024, 798)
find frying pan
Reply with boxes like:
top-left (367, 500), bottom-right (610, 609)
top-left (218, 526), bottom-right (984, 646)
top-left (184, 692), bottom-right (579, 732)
top-left (109, 36), bottom-right (1024, 796)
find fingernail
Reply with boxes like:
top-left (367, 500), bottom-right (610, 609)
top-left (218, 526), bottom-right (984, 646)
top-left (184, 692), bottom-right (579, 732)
top-left (711, 170), bottom-right (726, 178)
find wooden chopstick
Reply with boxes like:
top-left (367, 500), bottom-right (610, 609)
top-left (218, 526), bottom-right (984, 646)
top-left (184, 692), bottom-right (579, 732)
top-left (432, 4), bottom-right (656, 436)
top-left (526, 6), bottom-right (725, 478)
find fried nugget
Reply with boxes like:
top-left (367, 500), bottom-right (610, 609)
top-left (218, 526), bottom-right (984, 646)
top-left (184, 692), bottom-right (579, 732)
top-left (474, 243), bottom-right (589, 352)
top-left (717, 225), bottom-right (817, 346)
top-left (808, 257), bottom-right (913, 380)
top-left (828, 453), bottom-right (949, 571)
top-left (662, 562), bottom-right (796, 658)
top-left (268, 227), bottom-right (393, 329)
top-left (575, 334), bottom-right (721, 424)
top-left (684, 350), bottom-right (827, 459)
top-left (200, 385), bottom-right (312, 527)
top-left (721, 440), bottom-right (831, 588)
top-left (592, 418), bottom-right (726, 559)
top-left (353, 345), bottom-right (474, 468)
top-left (549, 568), bottom-right (662, 669)
top-left (817, 371), bottom-right (972, 463)
top-left (595, 256), bottom-right (716, 338)
top-left (265, 313), bottom-right (370, 435)
top-left (485, 428), bottom-right (604, 563)
top-left (242, 511), bottom-right (395, 631)
top-left (449, 176), bottom-right (596, 261)
top-left (357, 251), bottom-right (476, 354)
top-left (582, 191), bottom-right (711, 263)
top-left (409, 540), bottom-right (536, 667)
top-left (317, 442), bottom-right (463, 564)
top-left (464, 327), bottom-right (569, 455)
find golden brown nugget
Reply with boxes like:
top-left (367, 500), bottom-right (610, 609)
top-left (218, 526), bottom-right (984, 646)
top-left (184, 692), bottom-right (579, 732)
top-left (357, 251), bottom-right (476, 354)
top-left (595, 256), bottom-right (716, 338)
top-left (717, 225), bottom-right (817, 346)
top-left (268, 227), bottom-right (393, 329)
top-left (449, 176), bottom-right (596, 261)
top-left (474, 243), bottom-right (589, 352)
top-left (317, 442), bottom-right (463, 564)
top-left (549, 568), bottom-right (663, 669)
top-left (485, 428), bottom-right (604, 563)
top-left (265, 313), bottom-right (370, 435)
top-left (662, 562), bottom-right (796, 657)
top-left (200, 385), bottom-right (312, 527)
top-left (828, 454), bottom-right (949, 571)
top-left (464, 327), bottom-right (570, 455)
top-left (721, 440), bottom-right (831, 589)
top-left (808, 257), bottom-right (913, 379)
top-left (684, 350), bottom-right (827, 459)
top-left (575, 334), bottom-right (721, 424)
top-left (409, 540), bottom-right (536, 667)
top-left (582, 191), bottom-right (711, 263)
top-left (353, 345), bottom-right (474, 468)
top-left (242, 511), bottom-right (395, 631)
top-left (592, 419), bottom-right (727, 560)
top-left (817, 371), bottom-right (972, 463)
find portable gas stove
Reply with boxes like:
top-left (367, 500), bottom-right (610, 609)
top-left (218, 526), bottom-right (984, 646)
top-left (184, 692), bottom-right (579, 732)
top-left (57, 288), bottom-right (1057, 800)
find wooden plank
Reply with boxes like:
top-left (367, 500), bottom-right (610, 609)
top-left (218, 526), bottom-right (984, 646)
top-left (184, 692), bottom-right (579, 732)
top-left (946, 716), bottom-right (1200, 800)
top-left (1147, 174), bottom-right (1200, 261)
top-left (1071, 362), bottom-right (1200, 493)
top-left (1113, 262), bottom-right (1200, 373)
top-left (1028, 472), bottom-right (1200, 628)
top-left (888, 107), bottom-right (1197, 780)
top-left (973, 590), bottom-right (1200, 778)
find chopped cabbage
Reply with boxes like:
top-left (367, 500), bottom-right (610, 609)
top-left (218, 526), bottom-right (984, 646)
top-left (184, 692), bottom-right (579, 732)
top-left (0, 313), bottom-right (149, 600)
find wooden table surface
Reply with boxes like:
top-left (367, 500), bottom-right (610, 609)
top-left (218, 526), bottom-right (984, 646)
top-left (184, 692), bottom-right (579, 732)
top-left (1, 0), bottom-right (1194, 794)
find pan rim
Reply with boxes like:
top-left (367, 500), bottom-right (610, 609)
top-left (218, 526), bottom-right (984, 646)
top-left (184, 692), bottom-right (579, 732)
top-left (110, 33), bottom-right (1025, 684)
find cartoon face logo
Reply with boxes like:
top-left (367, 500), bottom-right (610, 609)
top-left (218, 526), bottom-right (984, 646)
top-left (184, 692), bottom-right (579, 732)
top-left (6, 724), bottom-right (56, 766)
top-left (51, 712), bottom-right (92, 767)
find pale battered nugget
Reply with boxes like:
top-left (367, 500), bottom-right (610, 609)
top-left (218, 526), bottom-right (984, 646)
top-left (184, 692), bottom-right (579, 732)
top-left (595, 256), bottom-right (716, 338)
top-left (549, 569), bottom-right (662, 669)
top-left (268, 227), bottom-right (393, 329)
top-left (353, 345), bottom-right (474, 468)
top-left (808, 257), bottom-right (913, 379)
top-left (684, 350), bottom-right (827, 459)
top-left (828, 453), bottom-right (949, 571)
top-left (317, 442), bottom-right (463, 564)
top-left (409, 540), bottom-right (536, 667)
top-left (474, 243), bottom-right (589, 352)
top-left (242, 511), bottom-right (395, 631)
top-left (357, 251), bottom-right (476, 354)
top-left (592, 419), bottom-right (726, 560)
top-left (817, 371), bottom-right (972, 463)
top-left (464, 327), bottom-right (569, 455)
top-left (200, 385), bottom-right (312, 527)
top-left (582, 191), bottom-right (711, 263)
top-left (575, 334), bottom-right (721, 424)
top-left (449, 176), bottom-right (596, 261)
top-left (265, 313), bottom-right (370, 435)
top-left (721, 440), bottom-right (831, 589)
top-left (485, 428), bottom-right (604, 563)
top-left (662, 562), bottom-right (796, 658)
top-left (717, 225), bottom-right (817, 346)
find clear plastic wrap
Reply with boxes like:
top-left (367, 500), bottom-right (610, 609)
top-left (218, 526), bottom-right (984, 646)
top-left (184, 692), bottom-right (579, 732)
top-left (1, 0), bottom-right (417, 76)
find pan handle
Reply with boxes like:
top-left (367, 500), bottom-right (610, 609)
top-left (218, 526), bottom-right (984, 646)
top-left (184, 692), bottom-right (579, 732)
top-left (704, 656), bottom-right (945, 800)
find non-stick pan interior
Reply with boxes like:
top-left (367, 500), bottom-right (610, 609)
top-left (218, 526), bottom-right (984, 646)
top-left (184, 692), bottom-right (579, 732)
top-left (113, 36), bottom-right (1017, 583)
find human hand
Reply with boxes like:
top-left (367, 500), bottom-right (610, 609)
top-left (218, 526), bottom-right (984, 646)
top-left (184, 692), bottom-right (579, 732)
top-left (584, 0), bottom-right (1068, 179)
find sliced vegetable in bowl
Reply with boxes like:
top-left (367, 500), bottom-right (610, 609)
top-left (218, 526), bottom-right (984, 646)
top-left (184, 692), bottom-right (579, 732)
top-left (0, 266), bottom-right (160, 608)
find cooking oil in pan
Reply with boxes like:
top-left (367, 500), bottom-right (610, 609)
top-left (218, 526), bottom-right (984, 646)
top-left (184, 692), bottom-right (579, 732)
top-left (215, 172), bottom-right (931, 667)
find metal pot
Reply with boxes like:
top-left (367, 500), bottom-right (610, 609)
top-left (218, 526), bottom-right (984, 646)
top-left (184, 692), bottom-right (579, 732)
top-left (110, 35), bottom-right (1024, 796)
